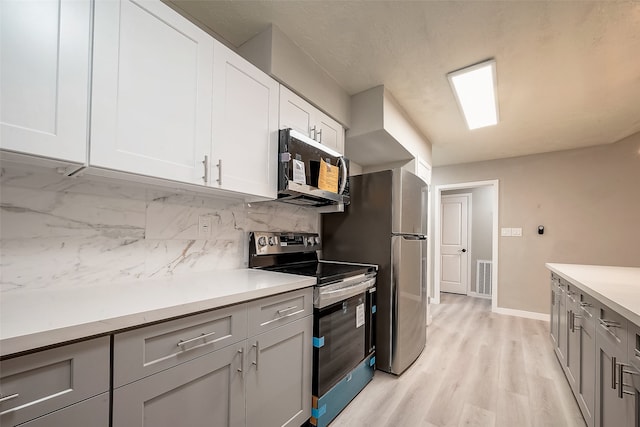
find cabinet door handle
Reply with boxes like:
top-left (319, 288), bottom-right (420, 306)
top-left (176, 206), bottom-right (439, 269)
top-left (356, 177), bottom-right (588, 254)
top-left (216, 159), bottom-right (222, 185)
top-left (310, 125), bottom-right (317, 140)
top-left (0, 393), bottom-right (19, 403)
top-left (252, 341), bottom-right (260, 370)
top-left (612, 356), bottom-right (618, 390)
top-left (177, 331), bottom-right (216, 349)
top-left (569, 310), bottom-right (573, 332)
top-left (317, 128), bottom-right (322, 143)
top-left (202, 155), bottom-right (209, 184)
top-left (237, 347), bottom-right (244, 375)
top-left (618, 363), bottom-right (638, 398)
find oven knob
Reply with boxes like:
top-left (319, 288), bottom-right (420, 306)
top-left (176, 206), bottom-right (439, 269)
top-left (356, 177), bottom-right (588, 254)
top-left (314, 237), bottom-right (320, 245)
top-left (258, 236), bottom-right (267, 247)
top-left (268, 237), bottom-right (276, 246)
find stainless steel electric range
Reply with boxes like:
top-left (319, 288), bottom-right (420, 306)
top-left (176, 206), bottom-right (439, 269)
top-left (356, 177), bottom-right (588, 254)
top-left (248, 231), bottom-right (377, 427)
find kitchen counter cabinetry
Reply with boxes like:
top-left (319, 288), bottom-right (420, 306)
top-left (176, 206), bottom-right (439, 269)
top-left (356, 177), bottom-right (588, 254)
top-left (547, 264), bottom-right (640, 427)
top-left (112, 287), bottom-right (312, 427)
top-left (0, 337), bottom-right (110, 427)
top-left (280, 86), bottom-right (345, 155)
top-left (0, 0), bottom-right (91, 166)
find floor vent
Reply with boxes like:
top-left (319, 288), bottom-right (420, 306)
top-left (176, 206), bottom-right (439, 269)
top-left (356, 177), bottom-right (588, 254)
top-left (476, 260), bottom-right (492, 296)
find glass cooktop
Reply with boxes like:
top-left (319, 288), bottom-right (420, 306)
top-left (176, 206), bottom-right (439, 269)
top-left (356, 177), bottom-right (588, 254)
top-left (267, 261), bottom-right (375, 286)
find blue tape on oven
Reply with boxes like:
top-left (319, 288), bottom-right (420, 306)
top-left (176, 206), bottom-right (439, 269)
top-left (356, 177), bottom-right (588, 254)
top-left (313, 336), bottom-right (325, 348)
top-left (372, 305), bottom-right (377, 313)
top-left (370, 356), bottom-right (376, 366)
top-left (312, 404), bottom-right (327, 419)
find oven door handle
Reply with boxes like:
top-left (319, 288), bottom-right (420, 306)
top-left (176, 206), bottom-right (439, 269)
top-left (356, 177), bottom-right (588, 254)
top-left (315, 278), bottom-right (376, 309)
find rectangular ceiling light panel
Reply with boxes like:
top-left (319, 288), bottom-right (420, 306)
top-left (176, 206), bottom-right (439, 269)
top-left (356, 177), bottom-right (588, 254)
top-left (448, 59), bottom-right (499, 130)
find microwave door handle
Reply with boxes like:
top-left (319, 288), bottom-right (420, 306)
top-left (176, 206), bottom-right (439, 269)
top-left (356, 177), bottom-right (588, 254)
top-left (338, 157), bottom-right (348, 195)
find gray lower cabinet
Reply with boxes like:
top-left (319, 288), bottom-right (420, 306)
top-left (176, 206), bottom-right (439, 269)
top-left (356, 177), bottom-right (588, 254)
top-left (0, 337), bottom-right (110, 427)
top-left (566, 284), bottom-right (580, 393)
top-left (550, 277), bottom-right (560, 346)
top-left (18, 393), bottom-right (109, 427)
top-left (112, 287), bottom-right (313, 427)
top-left (113, 343), bottom-right (245, 427)
top-left (557, 278), bottom-right (568, 364)
top-left (594, 310), bottom-right (633, 427)
top-left (576, 293), bottom-right (597, 427)
top-left (246, 317), bottom-right (312, 427)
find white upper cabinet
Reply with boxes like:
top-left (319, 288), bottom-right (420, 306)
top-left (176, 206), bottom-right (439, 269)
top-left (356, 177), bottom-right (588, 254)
top-left (90, 0), bottom-right (213, 185)
top-left (0, 0), bottom-right (91, 164)
top-left (279, 86), bottom-right (344, 155)
top-left (211, 42), bottom-right (279, 199)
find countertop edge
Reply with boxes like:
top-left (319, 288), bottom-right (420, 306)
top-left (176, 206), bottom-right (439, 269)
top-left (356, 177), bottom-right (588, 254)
top-left (545, 263), bottom-right (640, 328)
top-left (0, 277), bottom-right (315, 358)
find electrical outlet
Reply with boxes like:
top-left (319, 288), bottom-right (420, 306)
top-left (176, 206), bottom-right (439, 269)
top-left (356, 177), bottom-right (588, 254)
top-left (501, 227), bottom-right (512, 237)
top-left (511, 227), bottom-right (522, 237)
top-left (198, 215), bottom-right (211, 238)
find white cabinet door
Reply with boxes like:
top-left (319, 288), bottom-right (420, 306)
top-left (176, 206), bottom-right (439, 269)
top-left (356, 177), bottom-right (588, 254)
top-left (91, 0), bottom-right (213, 185)
top-left (279, 85), bottom-right (313, 137)
top-left (316, 111), bottom-right (344, 155)
top-left (212, 42), bottom-right (278, 199)
top-left (113, 343), bottom-right (245, 427)
top-left (0, 0), bottom-right (91, 164)
top-left (246, 317), bottom-right (312, 427)
top-left (279, 86), bottom-right (344, 155)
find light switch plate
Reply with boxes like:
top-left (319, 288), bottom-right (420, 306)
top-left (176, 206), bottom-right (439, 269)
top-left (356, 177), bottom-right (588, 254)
top-left (501, 227), bottom-right (512, 237)
top-left (511, 227), bottom-right (522, 237)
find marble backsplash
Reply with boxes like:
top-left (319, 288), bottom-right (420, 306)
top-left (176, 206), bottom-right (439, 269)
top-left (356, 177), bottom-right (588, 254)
top-left (0, 165), bottom-right (318, 292)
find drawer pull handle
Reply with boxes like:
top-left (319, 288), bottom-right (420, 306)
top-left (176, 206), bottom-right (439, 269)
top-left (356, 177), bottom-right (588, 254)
top-left (635, 348), bottom-right (640, 359)
top-left (277, 306), bottom-right (298, 315)
top-left (177, 331), bottom-right (216, 348)
top-left (261, 309), bottom-right (306, 327)
top-left (599, 318), bottom-right (621, 328)
top-left (0, 393), bottom-right (19, 403)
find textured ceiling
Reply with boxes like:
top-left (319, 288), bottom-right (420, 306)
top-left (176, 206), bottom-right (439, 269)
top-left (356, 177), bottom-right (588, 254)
top-left (169, 1), bottom-right (640, 166)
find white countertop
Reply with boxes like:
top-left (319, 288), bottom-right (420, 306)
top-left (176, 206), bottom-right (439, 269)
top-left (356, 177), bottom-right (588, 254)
top-left (0, 269), bottom-right (315, 357)
top-left (546, 263), bottom-right (640, 326)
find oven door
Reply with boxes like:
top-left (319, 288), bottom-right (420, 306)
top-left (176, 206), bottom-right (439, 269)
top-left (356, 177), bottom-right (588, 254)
top-left (313, 292), bottom-right (368, 397)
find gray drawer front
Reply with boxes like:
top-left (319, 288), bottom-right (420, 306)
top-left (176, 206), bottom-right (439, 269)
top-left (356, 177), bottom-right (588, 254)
top-left (19, 392), bottom-right (109, 427)
top-left (0, 337), bottom-right (110, 427)
top-left (597, 302), bottom-right (628, 349)
top-left (248, 288), bottom-right (313, 336)
top-left (113, 303), bottom-right (248, 387)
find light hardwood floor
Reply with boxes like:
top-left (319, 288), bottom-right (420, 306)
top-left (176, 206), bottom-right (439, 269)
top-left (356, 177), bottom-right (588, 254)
top-left (331, 293), bottom-right (586, 427)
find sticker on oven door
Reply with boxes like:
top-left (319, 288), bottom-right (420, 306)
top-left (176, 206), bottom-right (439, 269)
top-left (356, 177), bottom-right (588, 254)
top-left (356, 303), bottom-right (365, 328)
top-left (293, 159), bottom-right (306, 184)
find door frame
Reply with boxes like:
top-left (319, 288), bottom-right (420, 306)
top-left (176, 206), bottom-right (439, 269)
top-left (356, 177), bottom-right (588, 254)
top-left (440, 193), bottom-right (472, 295)
top-left (433, 180), bottom-right (499, 312)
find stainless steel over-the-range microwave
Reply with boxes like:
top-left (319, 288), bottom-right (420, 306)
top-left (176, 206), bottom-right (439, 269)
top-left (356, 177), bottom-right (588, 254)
top-left (277, 128), bottom-right (350, 208)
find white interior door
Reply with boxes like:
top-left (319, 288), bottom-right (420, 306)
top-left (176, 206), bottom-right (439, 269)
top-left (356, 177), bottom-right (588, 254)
top-left (440, 195), bottom-right (469, 294)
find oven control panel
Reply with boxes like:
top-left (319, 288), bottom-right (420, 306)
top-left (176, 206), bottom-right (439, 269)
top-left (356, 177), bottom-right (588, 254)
top-left (249, 232), bottom-right (321, 256)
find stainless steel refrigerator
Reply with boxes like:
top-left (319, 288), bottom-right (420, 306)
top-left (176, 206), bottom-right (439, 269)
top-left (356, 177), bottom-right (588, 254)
top-left (321, 168), bottom-right (428, 375)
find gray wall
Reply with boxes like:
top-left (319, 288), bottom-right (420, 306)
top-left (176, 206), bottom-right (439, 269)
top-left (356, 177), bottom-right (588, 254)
top-left (431, 131), bottom-right (640, 314)
top-left (442, 186), bottom-right (494, 294)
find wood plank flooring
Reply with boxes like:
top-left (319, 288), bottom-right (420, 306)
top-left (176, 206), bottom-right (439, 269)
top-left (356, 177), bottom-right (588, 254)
top-left (331, 293), bottom-right (586, 427)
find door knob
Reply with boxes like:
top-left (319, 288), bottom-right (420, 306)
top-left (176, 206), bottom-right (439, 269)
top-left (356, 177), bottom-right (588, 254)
top-left (461, 249), bottom-right (467, 253)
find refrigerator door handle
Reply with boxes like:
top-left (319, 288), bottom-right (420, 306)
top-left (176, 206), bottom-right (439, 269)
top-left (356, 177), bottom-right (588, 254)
top-left (392, 233), bottom-right (428, 240)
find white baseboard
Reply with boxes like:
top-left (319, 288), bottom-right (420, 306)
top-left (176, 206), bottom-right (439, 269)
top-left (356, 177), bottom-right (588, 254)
top-left (492, 306), bottom-right (550, 322)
